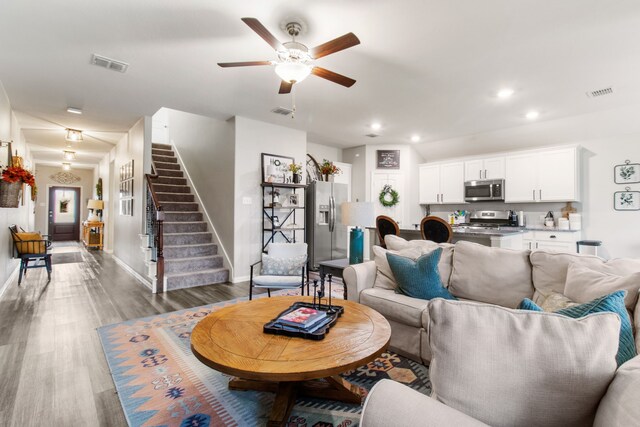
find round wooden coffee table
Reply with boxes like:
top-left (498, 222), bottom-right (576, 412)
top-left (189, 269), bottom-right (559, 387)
top-left (191, 296), bottom-right (391, 426)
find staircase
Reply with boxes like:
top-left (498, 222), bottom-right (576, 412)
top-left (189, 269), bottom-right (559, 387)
top-left (146, 143), bottom-right (229, 291)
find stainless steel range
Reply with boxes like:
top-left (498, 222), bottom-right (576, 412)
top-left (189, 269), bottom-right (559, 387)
top-left (456, 210), bottom-right (520, 230)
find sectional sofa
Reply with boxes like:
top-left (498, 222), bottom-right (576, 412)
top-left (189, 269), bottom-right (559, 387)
top-left (344, 236), bottom-right (640, 363)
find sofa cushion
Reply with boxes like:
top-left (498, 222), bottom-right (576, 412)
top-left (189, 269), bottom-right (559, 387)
top-left (540, 291), bottom-right (579, 311)
top-left (372, 245), bottom-right (423, 290)
top-left (384, 235), bottom-right (455, 284)
top-left (13, 232), bottom-right (47, 254)
top-left (261, 253), bottom-right (306, 276)
top-left (428, 299), bottom-right (620, 427)
top-left (518, 291), bottom-right (637, 366)
top-left (530, 250), bottom-right (640, 297)
top-left (594, 356), bottom-right (640, 426)
top-left (448, 241), bottom-right (533, 308)
top-left (387, 249), bottom-right (456, 301)
top-left (360, 287), bottom-right (429, 328)
top-left (564, 263), bottom-right (640, 311)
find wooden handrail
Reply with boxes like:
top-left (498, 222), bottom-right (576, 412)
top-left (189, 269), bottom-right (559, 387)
top-left (145, 172), bottom-right (164, 293)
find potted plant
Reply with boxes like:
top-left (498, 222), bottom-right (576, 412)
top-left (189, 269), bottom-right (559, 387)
top-left (288, 162), bottom-right (303, 184)
top-left (0, 165), bottom-right (37, 207)
top-left (319, 159), bottom-right (341, 181)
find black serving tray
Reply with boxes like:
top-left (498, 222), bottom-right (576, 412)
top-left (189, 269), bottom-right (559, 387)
top-left (263, 302), bottom-right (344, 340)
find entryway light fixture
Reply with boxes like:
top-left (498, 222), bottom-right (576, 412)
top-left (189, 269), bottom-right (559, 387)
top-left (62, 162), bottom-right (71, 171)
top-left (63, 150), bottom-right (76, 161)
top-left (65, 128), bottom-right (83, 142)
top-left (66, 107), bottom-right (83, 115)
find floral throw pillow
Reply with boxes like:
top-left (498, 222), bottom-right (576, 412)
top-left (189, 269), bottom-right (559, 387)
top-left (262, 254), bottom-right (306, 276)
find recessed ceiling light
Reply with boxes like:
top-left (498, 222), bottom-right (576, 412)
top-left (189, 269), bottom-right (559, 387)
top-left (66, 107), bottom-right (83, 115)
top-left (525, 110), bottom-right (540, 120)
top-left (370, 122), bottom-right (382, 131)
top-left (497, 88), bottom-right (514, 99)
top-left (410, 135), bottom-right (421, 143)
top-left (62, 162), bottom-right (71, 171)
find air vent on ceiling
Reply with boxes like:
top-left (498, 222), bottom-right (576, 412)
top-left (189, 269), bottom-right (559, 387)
top-left (91, 54), bottom-right (129, 73)
top-left (586, 87), bottom-right (613, 98)
top-left (365, 133), bottom-right (379, 138)
top-left (271, 107), bottom-right (293, 116)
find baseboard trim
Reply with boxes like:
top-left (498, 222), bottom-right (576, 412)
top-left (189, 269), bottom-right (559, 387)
top-left (231, 275), bottom-right (250, 283)
top-left (112, 255), bottom-right (152, 290)
top-left (0, 261), bottom-right (20, 300)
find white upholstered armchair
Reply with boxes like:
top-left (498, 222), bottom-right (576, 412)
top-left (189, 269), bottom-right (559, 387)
top-left (249, 243), bottom-right (308, 300)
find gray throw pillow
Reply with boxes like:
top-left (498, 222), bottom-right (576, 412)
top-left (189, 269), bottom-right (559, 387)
top-left (262, 254), bottom-right (306, 276)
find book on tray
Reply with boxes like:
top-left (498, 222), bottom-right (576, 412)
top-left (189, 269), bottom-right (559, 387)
top-left (276, 307), bottom-right (327, 330)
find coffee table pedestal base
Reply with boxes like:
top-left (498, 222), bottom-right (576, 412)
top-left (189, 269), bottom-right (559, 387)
top-left (229, 376), bottom-right (365, 426)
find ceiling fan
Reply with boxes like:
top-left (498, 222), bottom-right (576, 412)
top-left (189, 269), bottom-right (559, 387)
top-left (218, 17), bottom-right (360, 94)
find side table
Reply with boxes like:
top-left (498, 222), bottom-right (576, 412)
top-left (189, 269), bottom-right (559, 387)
top-left (318, 258), bottom-right (350, 300)
top-left (82, 221), bottom-right (104, 250)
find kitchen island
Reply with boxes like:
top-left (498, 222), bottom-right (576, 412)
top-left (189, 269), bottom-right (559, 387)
top-left (367, 226), bottom-right (525, 251)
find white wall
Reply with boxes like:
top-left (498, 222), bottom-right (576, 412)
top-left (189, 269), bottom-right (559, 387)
top-left (307, 141), bottom-right (342, 164)
top-left (233, 116), bottom-right (307, 280)
top-left (343, 146), bottom-right (366, 202)
top-left (163, 108), bottom-right (235, 275)
top-left (0, 82), bottom-right (34, 294)
top-left (112, 117), bottom-right (151, 281)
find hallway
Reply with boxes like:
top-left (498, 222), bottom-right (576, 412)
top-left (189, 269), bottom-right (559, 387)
top-left (0, 243), bottom-right (261, 426)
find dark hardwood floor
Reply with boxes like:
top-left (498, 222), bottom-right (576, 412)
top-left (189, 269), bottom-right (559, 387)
top-left (0, 244), bottom-right (265, 427)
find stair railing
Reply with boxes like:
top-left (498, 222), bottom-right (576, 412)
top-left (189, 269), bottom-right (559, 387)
top-left (145, 161), bottom-right (164, 293)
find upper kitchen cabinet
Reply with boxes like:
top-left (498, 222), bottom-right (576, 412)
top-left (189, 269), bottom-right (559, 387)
top-left (505, 147), bottom-right (580, 203)
top-left (464, 156), bottom-right (505, 181)
top-left (419, 161), bottom-right (465, 204)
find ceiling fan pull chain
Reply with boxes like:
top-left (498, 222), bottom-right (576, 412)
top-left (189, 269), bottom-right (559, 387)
top-left (291, 88), bottom-right (296, 119)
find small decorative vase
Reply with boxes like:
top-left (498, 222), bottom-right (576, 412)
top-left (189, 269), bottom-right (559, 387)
top-left (292, 173), bottom-right (301, 184)
top-left (323, 174), bottom-right (334, 182)
top-left (0, 181), bottom-right (22, 208)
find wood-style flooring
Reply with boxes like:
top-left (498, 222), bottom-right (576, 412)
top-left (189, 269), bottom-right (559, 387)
top-left (0, 244), bottom-right (266, 427)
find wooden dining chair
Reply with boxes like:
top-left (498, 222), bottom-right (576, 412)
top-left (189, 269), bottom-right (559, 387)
top-left (420, 216), bottom-right (453, 243)
top-left (375, 215), bottom-right (400, 249)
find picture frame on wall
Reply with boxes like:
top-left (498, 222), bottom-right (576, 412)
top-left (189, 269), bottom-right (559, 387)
top-left (262, 153), bottom-right (294, 184)
top-left (377, 150), bottom-right (400, 169)
top-left (614, 187), bottom-right (640, 211)
top-left (614, 160), bottom-right (640, 184)
top-left (0, 141), bottom-right (12, 168)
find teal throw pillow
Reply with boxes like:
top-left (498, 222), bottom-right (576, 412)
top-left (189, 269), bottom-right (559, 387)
top-left (518, 291), bottom-right (636, 366)
top-left (386, 249), bottom-right (456, 301)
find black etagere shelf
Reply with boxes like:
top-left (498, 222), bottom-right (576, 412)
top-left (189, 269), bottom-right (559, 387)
top-left (261, 183), bottom-right (307, 251)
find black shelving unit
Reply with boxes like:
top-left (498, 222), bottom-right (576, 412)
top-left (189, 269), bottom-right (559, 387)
top-left (262, 183), bottom-right (307, 251)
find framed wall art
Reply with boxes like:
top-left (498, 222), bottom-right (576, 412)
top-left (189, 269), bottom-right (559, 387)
top-left (614, 160), bottom-right (639, 184)
top-left (119, 159), bottom-right (134, 216)
top-left (262, 153), bottom-right (294, 184)
top-left (614, 187), bottom-right (640, 211)
top-left (0, 140), bottom-right (12, 168)
top-left (376, 150), bottom-right (400, 169)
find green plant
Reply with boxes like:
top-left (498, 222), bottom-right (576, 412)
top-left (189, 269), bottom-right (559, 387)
top-left (96, 178), bottom-right (103, 200)
top-left (319, 159), bottom-right (341, 175)
top-left (288, 162), bottom-right (302, 174)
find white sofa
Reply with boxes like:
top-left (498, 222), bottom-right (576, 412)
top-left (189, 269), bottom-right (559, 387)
top-left (343, 237), bottom-right (640, 363)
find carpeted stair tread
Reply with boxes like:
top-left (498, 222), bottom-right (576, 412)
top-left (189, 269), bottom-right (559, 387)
top-left (156, 168), bottom-right (184, 177)
top-left (164, 232), bottom-right (212, 245)
top-left (155, 177), bottom-right (187, 185)
top-left (152, 148), bottom-right (173, 156)
top-left (163, 221), bottom-right (208, 233)
top-left (163, 243), bottom-right (218, 258)
top-left (165, 268), bottom-right (229, 289)
top-left (152, 143), bottom-right (172, 149)
top-left (154, 161), bottom-right (181, 170)
top-left (164, 255), bottom-right (223, 273)
top-left (151, 184), bottom-right (191, 193)
top-left (160, 201), bottom-right (199, 211)
top-left (163, 211), bottom-right (204, 222)
top-left (156, 192), bottom-right (195, 202)
top-left (152, 155), bottom-right (177, 163)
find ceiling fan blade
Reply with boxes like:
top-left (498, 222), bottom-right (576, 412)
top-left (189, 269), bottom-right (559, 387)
top-left (218, 61), bottom-right (272, 68)
top-left (311, 67), bottom-right (356, 87)
top-left (279, 80), bottom-right (293, 94)
top-left (241, 17), bottom-right (284, 51)
top-left (310, 33), bottom-right (360, 59)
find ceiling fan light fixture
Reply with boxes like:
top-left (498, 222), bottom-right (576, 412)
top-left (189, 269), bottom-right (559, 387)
top-left (275, 62), bottom-right (312, 84)
top-left (63, 150), bottom-right (76, 160)
top-left (66, 128), bottom-right (83, 142)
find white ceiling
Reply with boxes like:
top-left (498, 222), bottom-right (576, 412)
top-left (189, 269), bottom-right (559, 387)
top-left (1, 0), bottom-right (640, 166)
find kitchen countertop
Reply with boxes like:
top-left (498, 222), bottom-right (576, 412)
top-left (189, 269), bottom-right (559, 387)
top-left (368, 225), bottom-right (580, 239)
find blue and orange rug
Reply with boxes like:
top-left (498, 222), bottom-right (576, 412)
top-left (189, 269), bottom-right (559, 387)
top-left (98, 290), bottom-right (431, 426)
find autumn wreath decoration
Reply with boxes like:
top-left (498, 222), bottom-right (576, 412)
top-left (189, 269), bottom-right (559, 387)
top-left (1, 166), bottom-right (37, 200)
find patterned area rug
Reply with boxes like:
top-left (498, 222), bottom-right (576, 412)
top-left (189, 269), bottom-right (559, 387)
top-left (98, 289), bottom-right (431, 427)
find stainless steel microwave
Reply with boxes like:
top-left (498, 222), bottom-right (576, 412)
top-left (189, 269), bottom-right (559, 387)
top-left (464, 179), bottom-right (505, 202)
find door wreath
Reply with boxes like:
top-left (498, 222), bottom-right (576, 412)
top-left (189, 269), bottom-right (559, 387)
top-left (379, 184), bottom-right (399, 207)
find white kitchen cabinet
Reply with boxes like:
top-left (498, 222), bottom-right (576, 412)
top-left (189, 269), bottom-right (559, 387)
top-left (464, 156), bottom-right (505, 181)
top-left (522, 230), bottom-right (581, 253)
top-left (505, 147), bottom-right (579, 203)
top-left (419, 162), bottom-right (464, 204)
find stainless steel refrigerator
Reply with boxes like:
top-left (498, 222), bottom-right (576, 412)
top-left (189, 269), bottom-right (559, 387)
top-left (306, 181), bottom-right (349, 269)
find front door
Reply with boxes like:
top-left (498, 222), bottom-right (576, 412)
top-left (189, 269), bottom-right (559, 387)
top-left (48, 186), bottom-right (81, 241)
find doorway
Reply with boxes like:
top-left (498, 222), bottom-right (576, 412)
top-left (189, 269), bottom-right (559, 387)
top-left (48, 186), bottom-right (81, 241)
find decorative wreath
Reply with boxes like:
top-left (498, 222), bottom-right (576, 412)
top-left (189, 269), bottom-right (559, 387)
top-left (379, 184), bottom-right (400, 207)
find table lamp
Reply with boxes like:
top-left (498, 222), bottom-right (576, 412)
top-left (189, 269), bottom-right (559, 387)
top-left (87, 199), bottom-right (104, 222)
top-left (341, 202), bottom-right (375, 264)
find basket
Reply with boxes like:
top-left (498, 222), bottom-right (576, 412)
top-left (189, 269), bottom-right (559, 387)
top-left (0, 181), bottom-right (22, 208)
